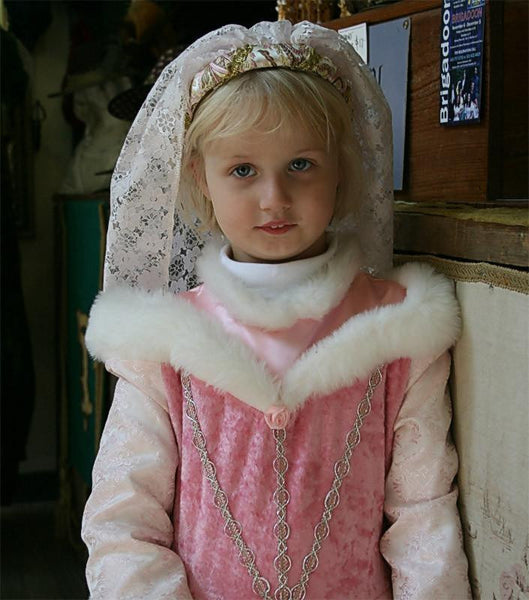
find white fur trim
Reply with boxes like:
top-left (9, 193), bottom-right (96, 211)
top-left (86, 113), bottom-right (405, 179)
top-left (86, 289), bottom-right (278, 411)
top-left (282, 262), bottom-right (460, 408)
top-left (86, 263), bottom-right (460, 413)
top-left (196, 235), bottom-right (363, 329)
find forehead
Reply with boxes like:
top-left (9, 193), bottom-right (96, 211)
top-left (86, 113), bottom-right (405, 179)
top-left (204, 122), bottom-right (329, 157)
top-left (204, 127), bottom-right (327, 157)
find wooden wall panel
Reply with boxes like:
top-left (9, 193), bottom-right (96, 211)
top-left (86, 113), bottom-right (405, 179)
top-left (399, 6), bottom-right (491, 202)
top-left (501, 0), bottom-right (529, 199)
top-left (326, 0), bottom-right (528, 202)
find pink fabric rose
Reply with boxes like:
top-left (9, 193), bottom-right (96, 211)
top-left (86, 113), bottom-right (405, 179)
top-left (264, 405), bottom-right (290, 430)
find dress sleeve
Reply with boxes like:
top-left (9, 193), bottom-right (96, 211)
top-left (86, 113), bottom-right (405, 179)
top-left (380, 351), bottom-right (472, 599)
top-left (81, 361), bottom-right (193, 599)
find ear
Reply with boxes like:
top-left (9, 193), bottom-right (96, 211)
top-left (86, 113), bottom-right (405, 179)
top-left (189, 156), bottom-right (209, 199)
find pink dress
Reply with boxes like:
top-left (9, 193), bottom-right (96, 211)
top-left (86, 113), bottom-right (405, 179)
top-left (82, 240), bottom-right (471, 599)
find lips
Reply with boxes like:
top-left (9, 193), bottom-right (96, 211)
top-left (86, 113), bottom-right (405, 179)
top-left (257, 221), bottom-right (296, 235)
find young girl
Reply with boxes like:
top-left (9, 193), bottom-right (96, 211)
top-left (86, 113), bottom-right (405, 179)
top-left (82, 21), bottom-right (471, 600)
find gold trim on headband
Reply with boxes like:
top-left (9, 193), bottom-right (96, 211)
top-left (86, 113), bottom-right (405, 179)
top-left (186, 43), bottom-right (352, 123)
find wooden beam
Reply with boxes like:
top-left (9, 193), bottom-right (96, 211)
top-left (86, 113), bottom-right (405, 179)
top-left (394, 211), bottom-right (529, 267)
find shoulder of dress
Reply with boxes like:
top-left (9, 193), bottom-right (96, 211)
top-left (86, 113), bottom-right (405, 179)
top-left (385, 261), bottom-right (461, 355)
top-left (85, 286), bottom-right (195, 363)
top-left (348, 271), bottom-right (407, 312)
top-left (367, 261), bottom-right (456, 302)
top-left (389, 260), bottom-right (455, 290)
top-left (343, 262), bottom-right (461, 361)
top-left (345, 262), bottom-right (460, 351)
top-left (105, 358), bottom-right (169, 408)
top-left (282, 264), bottom-right (460, 406)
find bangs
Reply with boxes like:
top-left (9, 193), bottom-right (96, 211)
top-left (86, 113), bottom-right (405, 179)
top-left (189, 69), bottom-right (347, 150)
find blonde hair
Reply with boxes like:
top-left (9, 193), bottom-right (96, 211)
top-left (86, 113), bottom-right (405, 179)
top-left (180, 68), bottom-right (363, 232)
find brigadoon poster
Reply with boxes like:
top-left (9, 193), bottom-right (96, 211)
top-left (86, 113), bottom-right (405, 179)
top-left (440, 0), bottom-right (485, 125)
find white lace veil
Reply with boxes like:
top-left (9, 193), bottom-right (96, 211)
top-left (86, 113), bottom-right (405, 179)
top-left (104, 20), bottom-right (393, 293)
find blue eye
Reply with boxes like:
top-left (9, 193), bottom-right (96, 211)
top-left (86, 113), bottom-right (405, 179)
top-left (231, 164), bottom-right (255, 178)
top-left (289, 158), bottom-right (312, 172)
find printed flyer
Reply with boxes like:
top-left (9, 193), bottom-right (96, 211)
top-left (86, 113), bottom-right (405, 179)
top-left (341, 18), bottom-right (410, 190)
top-left (439, 0), bottom-right (485, 125)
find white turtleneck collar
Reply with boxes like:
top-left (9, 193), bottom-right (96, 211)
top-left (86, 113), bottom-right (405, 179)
top-left (218, 237), bottom-right (338, 293)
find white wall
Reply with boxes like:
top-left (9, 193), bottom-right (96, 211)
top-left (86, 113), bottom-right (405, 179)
top-left (19, 2), bottom-right (72, 473)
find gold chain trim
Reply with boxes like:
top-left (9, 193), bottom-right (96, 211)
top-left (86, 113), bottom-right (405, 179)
top-left (182, 367), bottom-right (383, 599)
top-left (273, 428), bottom-right (292, 599)
top-left (183, 381), bottom-right (272, 597)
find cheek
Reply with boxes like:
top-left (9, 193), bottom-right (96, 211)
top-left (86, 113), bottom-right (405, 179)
top-left (319, 200), bottom-right (336, 225)
top-left (209, 195), bottom-right (244, 235)
top-left (313, 177), bottom-right (339, 216)
top-left (302, 197), bottom-right (335, 231)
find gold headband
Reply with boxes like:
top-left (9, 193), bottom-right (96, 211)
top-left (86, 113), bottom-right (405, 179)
top-left (187, 43), bottom-right (352, 123)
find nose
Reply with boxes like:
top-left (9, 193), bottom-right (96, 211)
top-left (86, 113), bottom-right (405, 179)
top-left (258, 174), bottom-right (292, 213)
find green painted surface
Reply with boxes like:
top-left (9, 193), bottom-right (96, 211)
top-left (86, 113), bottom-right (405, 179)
top-left (62, 198), bottom-right (108, 486)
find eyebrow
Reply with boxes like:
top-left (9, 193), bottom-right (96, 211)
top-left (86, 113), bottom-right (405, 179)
top-left (293, 148), bottom-right (327, 155)
top-left (222, 148), bottom-right (326, 160)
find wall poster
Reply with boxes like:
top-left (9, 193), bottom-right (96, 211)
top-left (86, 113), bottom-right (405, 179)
top-left (340, 18), bottom-right (410, 190)
top-left (440, 0), bottom-right (486, 125)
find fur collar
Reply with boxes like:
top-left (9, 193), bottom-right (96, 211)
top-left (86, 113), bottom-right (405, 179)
top-left (196, 236), bottom-right (363, 329)
top-left (86, 261), bottom-right (460, 413)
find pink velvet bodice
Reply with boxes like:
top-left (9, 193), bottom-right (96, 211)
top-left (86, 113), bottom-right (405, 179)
top-left (162, 274), bottom-right (410, 599)
top-left (163, 360), bottom-right (410, 600)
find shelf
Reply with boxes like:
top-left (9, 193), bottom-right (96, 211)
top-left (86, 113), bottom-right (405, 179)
top-left (394, 202), bottom-right (529, 267)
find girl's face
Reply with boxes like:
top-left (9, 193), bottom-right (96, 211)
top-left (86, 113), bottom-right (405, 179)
top-left (200, 124), bottom-right (340, 263)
